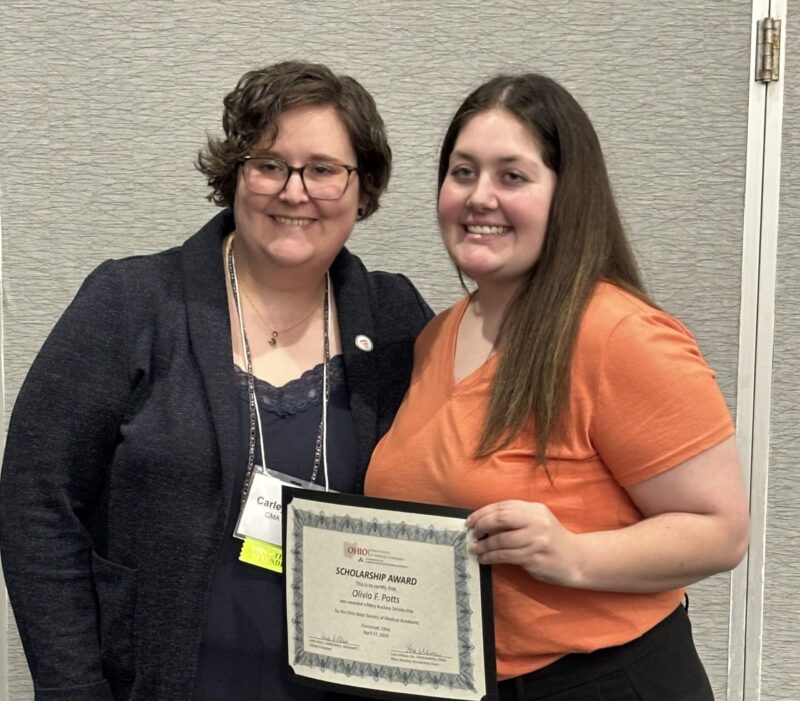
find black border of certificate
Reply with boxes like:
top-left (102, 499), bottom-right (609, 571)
top-left (282, 488), bottom-right (497, 701)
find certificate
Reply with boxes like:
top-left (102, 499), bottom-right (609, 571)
top-left (283, 489), bottom-right (497, 701)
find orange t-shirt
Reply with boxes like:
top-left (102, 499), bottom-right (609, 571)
top-left (365, 282), bottom-right (734, 680)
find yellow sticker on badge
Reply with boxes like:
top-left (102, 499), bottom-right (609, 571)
top-left (239, 537), bottom-right (283, 573)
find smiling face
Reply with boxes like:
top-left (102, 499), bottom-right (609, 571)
top-left (233, 104), bottom-right (365, 275)
top-left (438, 108), bottom-right (557, 294)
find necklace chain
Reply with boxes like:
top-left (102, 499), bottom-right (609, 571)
top-left (226, 237), bottom-right (330, 498)
top-left (240, 286), bottom-right (320, 347)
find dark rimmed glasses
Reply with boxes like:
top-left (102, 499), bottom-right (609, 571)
top-left (239, 156), bottom-right (358, 200)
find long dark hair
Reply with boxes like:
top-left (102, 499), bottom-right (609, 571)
top-left (438, 74), bottom-right (655, 463)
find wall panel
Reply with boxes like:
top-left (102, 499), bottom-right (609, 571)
top-left (761, 26), bottom-right (800, 701)
top-left (1, 2), bottom-right (753, 699)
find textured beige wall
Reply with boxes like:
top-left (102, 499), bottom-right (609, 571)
top-left (1, 1), bottom-right (755, 699)
top-left (762, 42), bottom-right (800, 701)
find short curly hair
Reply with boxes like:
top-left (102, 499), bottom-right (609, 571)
top-left (197, 61), bottom-right (392, 218)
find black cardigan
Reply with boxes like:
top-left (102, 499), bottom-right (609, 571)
top-left (0, 209), bottom-right (433, 701)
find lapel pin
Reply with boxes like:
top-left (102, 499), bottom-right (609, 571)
top-left (355, 335), bottom-right (374, 352)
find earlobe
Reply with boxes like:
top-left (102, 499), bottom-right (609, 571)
top-left (357, 196), bottom-right (368, 219)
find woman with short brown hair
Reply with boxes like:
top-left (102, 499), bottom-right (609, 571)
top-left (0, 61), bottom-right (432, 701)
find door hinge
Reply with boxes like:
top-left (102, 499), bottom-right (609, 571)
top-left (756, 18), bottom-right (781, 83)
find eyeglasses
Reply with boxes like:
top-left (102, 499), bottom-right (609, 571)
top-left (239, 156), bottom-right (358, 200)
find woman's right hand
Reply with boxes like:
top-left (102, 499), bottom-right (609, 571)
top-left (465, 499), bottom-right (586, 587)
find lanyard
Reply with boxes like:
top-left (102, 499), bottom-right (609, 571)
top-left (226, 237), bottom-right (331, 499)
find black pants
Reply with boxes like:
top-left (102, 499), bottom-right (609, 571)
top-left (497, 605), bottom-right (714, 700)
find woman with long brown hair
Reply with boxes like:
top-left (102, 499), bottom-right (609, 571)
top-left (365, 74), bottom-right (749, 700)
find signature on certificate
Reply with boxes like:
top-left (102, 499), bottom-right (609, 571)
top-left (406, 644), bottom-right (443, 657)
top-left (320, 633), bottom-right (351, 645)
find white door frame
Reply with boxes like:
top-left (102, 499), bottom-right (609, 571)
top-left (730, 1), bottom-right (786, 700)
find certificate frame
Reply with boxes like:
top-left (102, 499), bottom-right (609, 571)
top-left (282, 488), bottom-right (497, 701)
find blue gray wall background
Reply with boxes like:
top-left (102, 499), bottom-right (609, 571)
top-left (1, 2), bottom-right (796, 699)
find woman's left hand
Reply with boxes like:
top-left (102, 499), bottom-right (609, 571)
top-left (466, 500), bottom-right (584, 586)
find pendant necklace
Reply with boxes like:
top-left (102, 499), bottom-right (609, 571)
top-left (226, 236), bottom-right (331, 498)
top-left (241, 287), bottom-right (320, 347)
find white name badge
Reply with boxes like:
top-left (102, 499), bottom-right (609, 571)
top-left (234, 467), bottom-right (329, 546)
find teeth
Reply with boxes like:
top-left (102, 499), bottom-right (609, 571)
top-left (274, 216), bottom-right (314, 226)
top-left (465, 225), bottom-right (511, 235)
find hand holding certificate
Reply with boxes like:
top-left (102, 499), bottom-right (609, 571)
top-left (283, 490), bottom-right (497, 701)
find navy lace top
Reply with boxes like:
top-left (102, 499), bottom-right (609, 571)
top-left (192, 356), bottom-right (361, 700)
